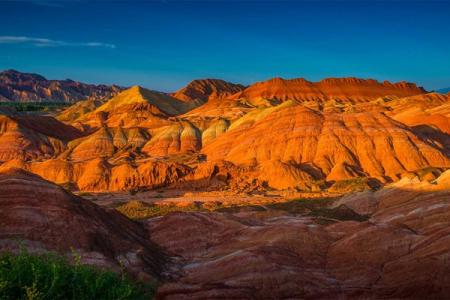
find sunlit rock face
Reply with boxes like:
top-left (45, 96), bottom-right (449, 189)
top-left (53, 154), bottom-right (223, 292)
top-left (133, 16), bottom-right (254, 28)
top-left (0, 158), bottom-right (192, 192)
top-left (0, 75), bottom-right (448, 192)
top-left (171, 78), bottom-right (245, 103)
top-left (233, 77), bottom-right (426, 103)
top-left (203, 104), bottom-right (449, 182)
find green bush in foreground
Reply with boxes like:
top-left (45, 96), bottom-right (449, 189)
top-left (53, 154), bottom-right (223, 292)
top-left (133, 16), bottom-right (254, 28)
top-left (0, 251), bottom-right (153, 300)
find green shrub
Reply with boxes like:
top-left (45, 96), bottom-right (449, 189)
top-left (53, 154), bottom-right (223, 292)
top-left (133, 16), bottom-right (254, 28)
top-left (0, 102), bottom-right (69, 112)
top-left (0, 250), bottom-right (153, 300)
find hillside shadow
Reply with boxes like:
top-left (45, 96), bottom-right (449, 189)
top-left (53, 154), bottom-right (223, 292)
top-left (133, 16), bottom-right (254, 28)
top-left (412, 124), bottom-right (450, 157)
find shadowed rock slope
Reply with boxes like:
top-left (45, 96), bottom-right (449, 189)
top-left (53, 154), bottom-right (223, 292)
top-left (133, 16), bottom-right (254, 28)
top-left (150, 171), bottom-right (450, 299)
top-left (0, 168), bottom-right (165, 279)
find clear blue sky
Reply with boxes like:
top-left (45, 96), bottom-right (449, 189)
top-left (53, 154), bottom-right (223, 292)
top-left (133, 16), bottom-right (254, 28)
top-left (1, 0), bottom-right (449, 91)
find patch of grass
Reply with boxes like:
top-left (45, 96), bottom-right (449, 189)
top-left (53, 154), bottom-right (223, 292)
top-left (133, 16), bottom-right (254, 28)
top-left (0, 102), bottom-right (69, 112)
top-left (116, 200), bottom-right (205, 219)
top-left (116, 197), bottom-right (366, 223)
top-left (0, 250), bottom-right (153, 300)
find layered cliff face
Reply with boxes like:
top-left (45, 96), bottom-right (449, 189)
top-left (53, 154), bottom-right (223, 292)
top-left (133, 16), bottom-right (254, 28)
top-left (0, 168), bottom-right (165, 278)
top-left (234, 77), bottom-right (427, 103)
top-left (0, 76), bottom-right (447, 192)
top-left (202, 104), bottom-right (449, 182)
top-left (0, 158), bottom-right (192, 192)
top-left (387, 92), bottom-right (450, 133)
top-left (0, 70), bottom-right (122, 103)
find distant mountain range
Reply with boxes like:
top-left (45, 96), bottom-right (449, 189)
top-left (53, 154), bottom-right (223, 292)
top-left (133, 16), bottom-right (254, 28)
top-left (0, 69), bottom-right (432, 104)
top-left (437, 87), bottom-right (450, 94)
top-left (0, 69), bottom-right (123, 103)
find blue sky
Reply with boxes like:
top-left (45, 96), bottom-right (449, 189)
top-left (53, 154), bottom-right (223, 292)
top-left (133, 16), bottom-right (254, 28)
top-left (0, 0), bottom-right (449, 91)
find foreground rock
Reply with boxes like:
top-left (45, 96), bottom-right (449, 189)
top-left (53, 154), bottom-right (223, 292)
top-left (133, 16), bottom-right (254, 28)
top-left (1, 162), bottom-right (450, 298)
top-left (0, 168), bottom-right (165, 279)
top-left (149, 171), bottom-right (450, 299)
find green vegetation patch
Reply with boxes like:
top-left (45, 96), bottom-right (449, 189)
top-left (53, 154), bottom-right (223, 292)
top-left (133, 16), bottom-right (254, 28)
top-left (116, 200), bottom-right (206, 219)
top-left (0, 250), bottom-right (153, 300)
top-left (116, 197), bottom-right (368, 223)
top-left (328, 177), bottom-right (372, 193)
top-left (0, 102), bottom-right (70, 112)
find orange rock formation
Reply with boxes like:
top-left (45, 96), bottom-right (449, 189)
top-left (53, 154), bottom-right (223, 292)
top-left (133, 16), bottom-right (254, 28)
top-left (0, 76), bottom-right (447, 192)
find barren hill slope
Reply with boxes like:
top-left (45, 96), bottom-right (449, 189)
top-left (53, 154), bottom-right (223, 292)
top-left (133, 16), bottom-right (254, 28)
top-left (0, 168), bottom-right (165, 278)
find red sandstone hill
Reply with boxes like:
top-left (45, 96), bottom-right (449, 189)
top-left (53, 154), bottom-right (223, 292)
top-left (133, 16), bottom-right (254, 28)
top-left (0, 69), bottom-right (122, 103)
top-left (233, 77), bottom-right (427, 103)
top-left (202, 104), bottom-right (449, 184)
top-left (1, 74), bottom-right (450, 298)
top-left (0, 76), bottom-right (447, 193)
top-left (171, 79), bottom-right (245, 103)
top-left (0, 113), bottom-right (83, 161)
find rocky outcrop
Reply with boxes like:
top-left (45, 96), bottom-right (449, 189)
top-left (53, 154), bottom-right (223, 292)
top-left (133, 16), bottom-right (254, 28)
top-left (234, 77), bottom-right (426, 103)
top-left (203, 104), bottom-right (449, 182)
top-left (0, 158), bottom-right (192, 192)
top-left (171, 79), bottom-right (244, 103)
top-left (0, 77), bottom-right (447, 192)
top-left (0, 69), bottom-right (122, 103)
top-left (150, 171), bottom-right (450, 299)
top-left (0, 114), bottom-right (82, 161)
top-left (384, 93), bottom-right (450, 156)
top-left (71, 86), bottom-right (196, 129)
top-left (0, 168), bottom-right (165, 278)
top-left (142, 123), bottom-right (201, 157)
top-left (386, 93), bottom-right (450, 133)
top-left (57, 98), bottom-right (105, 123)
